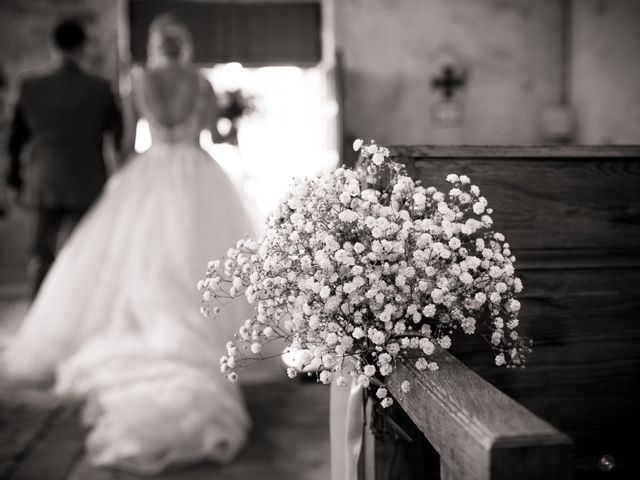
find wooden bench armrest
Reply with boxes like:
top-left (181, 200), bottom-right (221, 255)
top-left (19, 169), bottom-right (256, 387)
top-left (376, 348), bottom-right (573, 480)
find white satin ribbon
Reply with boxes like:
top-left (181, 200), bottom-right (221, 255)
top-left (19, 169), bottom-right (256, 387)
top-left (330, 380), bottom-right (364, 480)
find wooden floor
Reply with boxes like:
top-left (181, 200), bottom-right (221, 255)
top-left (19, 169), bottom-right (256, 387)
top-left (0, 207), bottom-right (331, 480)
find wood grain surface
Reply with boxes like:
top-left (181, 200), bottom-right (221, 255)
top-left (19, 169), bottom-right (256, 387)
top-left (380, 350), bottom-right (572, 480)
top-left (387, 145), bottom-right (640, 479)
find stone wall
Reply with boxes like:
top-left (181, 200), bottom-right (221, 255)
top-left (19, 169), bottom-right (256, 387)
top-left (334, 0), bottom-right (563, 147)
top-left (571, 0), bottom-right (640, 144)
top-left (0, 0), bottom-right (119, 91)
top-left (334, 0), bottom-right (640, 147)
top-left (1, 0), bottom-right (638, 147)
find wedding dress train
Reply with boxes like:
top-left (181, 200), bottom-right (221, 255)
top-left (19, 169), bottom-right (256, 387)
top-left (2, 74), bottom-right (255, 474)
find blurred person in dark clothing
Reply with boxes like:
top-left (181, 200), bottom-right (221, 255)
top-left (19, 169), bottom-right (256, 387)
top-left (5, 19), bottom-right (123, 298)
top-left (3, 15), bottom-right (260, 474)
top-left (0, 65), bottom-right (9, 218)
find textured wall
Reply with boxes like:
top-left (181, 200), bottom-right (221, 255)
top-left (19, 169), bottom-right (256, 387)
top-left (0, 0), bottom-right (119, 89)
top-left (334, 0), bottom-right (563, 146)
top-left (571, 0), bottom-right (640, 144)
top-left (1, 0), bottom-right (638, 147)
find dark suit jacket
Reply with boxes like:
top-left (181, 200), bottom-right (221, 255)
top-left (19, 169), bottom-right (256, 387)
top-left (6, 60), bottom-right (123, 209)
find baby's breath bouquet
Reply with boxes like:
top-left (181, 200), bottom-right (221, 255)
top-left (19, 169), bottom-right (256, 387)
top-left (199, 140), bottom-right (531, 408)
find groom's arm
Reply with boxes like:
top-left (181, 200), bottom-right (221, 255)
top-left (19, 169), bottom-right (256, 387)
top-left (6, 93), bottom-right (30, 193)
top-left (104, 85), bottom-right (124, 160)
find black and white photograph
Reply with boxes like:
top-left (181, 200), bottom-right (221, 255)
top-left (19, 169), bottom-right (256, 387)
top-left (0, 1), bottom-right (638, 479)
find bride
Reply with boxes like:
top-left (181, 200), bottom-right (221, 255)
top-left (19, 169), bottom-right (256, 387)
top-left (2, 14), bottom-right (255, 474)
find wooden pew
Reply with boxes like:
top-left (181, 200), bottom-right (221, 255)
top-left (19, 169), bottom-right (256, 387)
top-left (359, 349), bottom-right (573, 480)
top-left (369, 145), bottom-right (640, 479)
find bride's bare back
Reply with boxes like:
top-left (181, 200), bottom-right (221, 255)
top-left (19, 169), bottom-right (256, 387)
top-left (141, 65), bottom-right (201, 127)
top-left (128, 63), bottom-right (219, 148)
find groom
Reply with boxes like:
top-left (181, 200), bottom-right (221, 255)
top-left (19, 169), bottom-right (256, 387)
top-left (5, 19), bottom-right (123, 299)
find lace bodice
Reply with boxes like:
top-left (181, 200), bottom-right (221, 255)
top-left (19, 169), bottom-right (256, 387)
top-left (132, 67), bottom-right (209, 146)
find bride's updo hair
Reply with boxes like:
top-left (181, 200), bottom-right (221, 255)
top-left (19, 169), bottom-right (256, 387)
top-left (147, 14), bottom-right (193, 66)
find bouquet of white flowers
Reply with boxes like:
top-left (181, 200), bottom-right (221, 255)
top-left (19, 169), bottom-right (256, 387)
top-left (199, 140), bottom-right (531, 408)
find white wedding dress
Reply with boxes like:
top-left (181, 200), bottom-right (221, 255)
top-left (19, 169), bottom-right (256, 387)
top-left (3, 72), bottom-right (254, 474)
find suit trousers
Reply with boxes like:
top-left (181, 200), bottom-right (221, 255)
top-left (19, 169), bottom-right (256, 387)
top-left (28, 206), bottom-right (87, 300)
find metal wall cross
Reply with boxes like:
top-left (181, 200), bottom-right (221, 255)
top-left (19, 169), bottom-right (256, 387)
top-left (431, 65), bottom-right (467, 100)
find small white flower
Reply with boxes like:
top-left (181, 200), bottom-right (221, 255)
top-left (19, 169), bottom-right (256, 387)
top-left (372, 152), bottom-right (385, 165)
top-left (473, 202), bottom-right (486, 215)
top-left (371, 226), bottom-right (383, 238)
top-left (287, 367), bottom-right (298, 378)
top-left (459, 272), bottom-right (473, 285)
top-left (352, 138), bottom-right (363, 151)
top-left (413, 192), bottom-right (426, 206)
top-left (393, 321), bottom-right (406, 335)
top-left (489, 266), bottom-right (503, 279)
top-left (495, 353), bottom-right (506, 366)
top-left (514, 278), bottom-right (524, 293)
top-left (326, 332), bottom-right (338, 345)
top-left (357, 374), bottom-right (371, 388)
top-left (431, 289), bottom-right (444, 304)
top-left (415, 358), bottom-right (428, 371)
top-left (400, 380), bottom-right (411, 393)
top-left (322, 353), bottom-right (337, 368)
top-left (381, 397), bottom-right (394, 408)
top-left (376, 387), bottom-right (388, 399)
top-left (368, 329), bottom-right (385, 345)
top-left (461, 317), bottom-right (476, 334)
top-left (228, 372), bottom-right (239, 382)
top-left (319, 370), bottom-right (334, 384)
top-left (439, 336), bottom-right (452, 349)
top-left (419, 338), bottom-right (435, 355)
top-left (378, 353), bottom-right (392, 365)
top-left (508, 299), bottom-right (521, 313)
top-left (422, 304), bottom-right (436, 317)
top-left (364, 365), bottom-right (376, 377)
